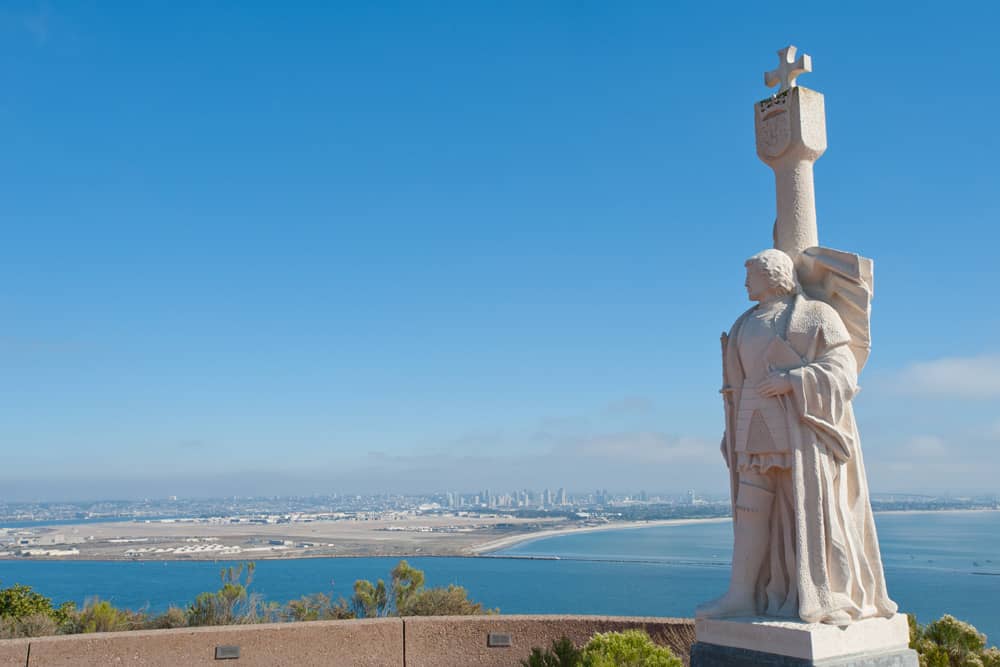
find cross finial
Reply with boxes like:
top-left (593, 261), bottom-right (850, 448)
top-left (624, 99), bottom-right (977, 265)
top-left (765, 45), bottom-right (812, 93)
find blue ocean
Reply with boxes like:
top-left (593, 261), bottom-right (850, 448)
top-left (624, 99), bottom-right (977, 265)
top-left (0, 511), bottom-right (996, 643)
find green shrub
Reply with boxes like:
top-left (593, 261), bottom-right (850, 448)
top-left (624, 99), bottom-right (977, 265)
top-left (910, 614), bottom-right (999, 667)
top-left (62, 598), bottom-right (136, 634)
top-left (281, 593), bottom-right (354, 621)
top-left (521, 636), bottom-right (583, 667)
top-left (0, 583), bottom-right (61, 622)
top-left (0, 613), bottom-right (58, 638)
top-left (981, 647), bottom-right (1000, 667)
top-left (580, 629), bottom-right (682, 667)
top-left (0, 582), bottom-right (75, 636)
top-left (147, 606), bottom-right (188, 629)
top-left (397, 584), bottom-right (492, 616)
top-left (352, 560), bottom-right (494, 618)
top-left (391, 560), bottom-right (425, 610)
top-left (351, 578), bottom-right (389, 618)
top-left (186, 562), bottom-right (263, 627)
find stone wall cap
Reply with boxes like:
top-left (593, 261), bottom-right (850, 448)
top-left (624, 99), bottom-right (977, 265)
top-left (1, 615), bottom-right (403, 645)
top-left (402, 614), bottom-right (692, 623)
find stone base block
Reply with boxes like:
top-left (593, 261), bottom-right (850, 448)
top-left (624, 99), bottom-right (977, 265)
top-left (692, 614), bottom-right (915, 666)
top-left (691, 643), bottom-right (917, 666)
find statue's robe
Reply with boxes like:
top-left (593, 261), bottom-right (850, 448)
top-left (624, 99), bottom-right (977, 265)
top-left (722, 293), bottom-right (897, 623)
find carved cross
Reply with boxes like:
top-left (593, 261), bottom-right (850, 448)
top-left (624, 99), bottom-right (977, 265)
top-left (765, 45), bottom-right (812, 92)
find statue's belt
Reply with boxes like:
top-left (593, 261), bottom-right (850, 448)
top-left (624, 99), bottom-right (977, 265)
top-left (734, 384), bottom-right (791, 453)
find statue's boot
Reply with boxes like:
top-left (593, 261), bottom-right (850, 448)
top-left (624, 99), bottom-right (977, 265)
top-left (820, 609), bottom-right (852, 626)
top-left (695, 482), bottom-right (774, 619)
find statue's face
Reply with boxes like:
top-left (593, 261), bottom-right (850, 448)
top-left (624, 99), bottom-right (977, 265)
top-left (745, 265), bottom-right (770, 302)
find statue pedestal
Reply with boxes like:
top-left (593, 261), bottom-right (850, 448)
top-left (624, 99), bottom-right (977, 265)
top-left (691, 615), bottom-right (917, 666)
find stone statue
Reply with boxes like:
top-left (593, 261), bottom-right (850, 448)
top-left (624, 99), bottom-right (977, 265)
top-left (690, 46), bottom-right (915, 666)
top-left (695, 248), bottom-right (897, 625)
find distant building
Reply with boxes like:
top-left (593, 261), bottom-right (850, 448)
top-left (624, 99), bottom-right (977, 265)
top-left (19, 548), bottom-right (79, 557)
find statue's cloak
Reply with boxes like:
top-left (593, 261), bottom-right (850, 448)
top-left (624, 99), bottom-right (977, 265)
top-left (721, 293), bottom-right (897, 622)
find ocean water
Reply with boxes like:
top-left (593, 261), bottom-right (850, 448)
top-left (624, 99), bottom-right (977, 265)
top-left (0, 511), bottom-right (996, 643)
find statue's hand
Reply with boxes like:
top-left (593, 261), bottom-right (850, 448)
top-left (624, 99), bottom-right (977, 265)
top-left (758, 372), bottom-right (793, 397)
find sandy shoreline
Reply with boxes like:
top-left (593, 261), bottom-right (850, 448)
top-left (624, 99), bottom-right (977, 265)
top-left (472, 508), bottom-right (1000, 555)
top-left (468, 517), bottom-right (732, 555)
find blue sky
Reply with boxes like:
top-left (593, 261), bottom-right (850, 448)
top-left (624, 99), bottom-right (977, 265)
top-left (1, 1), bottom-right (998, 500)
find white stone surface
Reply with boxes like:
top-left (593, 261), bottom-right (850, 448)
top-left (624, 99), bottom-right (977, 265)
top-left (765, 45), bottom-right (813, 92)
top-left (797, 246), bottom-right (874, 372)
top-left (695, 614), bottom-right (911, 661)
top-left (755, 47), bottom-right (826, 261)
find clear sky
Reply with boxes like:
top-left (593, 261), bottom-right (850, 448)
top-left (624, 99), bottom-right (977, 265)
top-left (1, 1), bottom-right (998, 501)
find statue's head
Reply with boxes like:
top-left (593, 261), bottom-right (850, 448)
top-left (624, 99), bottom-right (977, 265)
top-left (745, 249), bottom-right (798, 302)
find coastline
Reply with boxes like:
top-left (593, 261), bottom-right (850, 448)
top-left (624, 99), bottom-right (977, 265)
top-left (3, 509), bottom-right (995, 563)
top-left (467, 517), bottom-right (731, 555)
top-left (0, 518), bottom-right (733, 563)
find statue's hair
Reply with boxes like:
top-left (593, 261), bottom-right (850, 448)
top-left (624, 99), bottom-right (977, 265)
top-left (745, 249), bottom-right (798, 296)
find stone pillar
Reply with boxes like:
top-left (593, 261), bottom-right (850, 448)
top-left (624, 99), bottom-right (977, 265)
top-left (754, 86), bottom-right (827, 260)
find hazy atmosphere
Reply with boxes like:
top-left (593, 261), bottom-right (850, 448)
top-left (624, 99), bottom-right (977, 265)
top-left (2, 1), bottom-right (998, 500)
